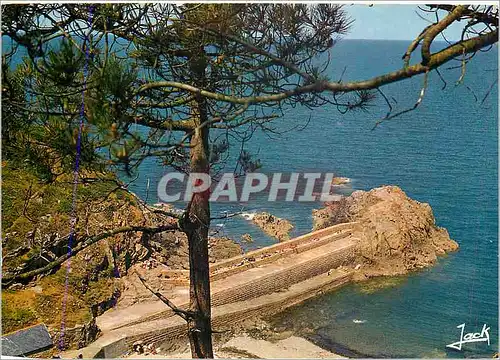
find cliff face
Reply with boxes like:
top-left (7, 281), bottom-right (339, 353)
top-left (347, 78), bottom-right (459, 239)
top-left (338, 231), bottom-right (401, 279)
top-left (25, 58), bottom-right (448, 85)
top-left (153, 231), bottom-right (242, 269)
top-left (313, 186), bottom-right (459, 280)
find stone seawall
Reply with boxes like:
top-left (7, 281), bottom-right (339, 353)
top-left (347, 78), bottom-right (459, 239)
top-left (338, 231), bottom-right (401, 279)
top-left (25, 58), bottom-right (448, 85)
top-left (66, 223), bottom-right (357, 358)
top-left (93, 271), bottom-right (353, 358)
top-left (117, 224), bottom-right (356, 329)
top-left (159, 222), bottom-right (356, 285)
top-left (212, 238), bottom-right (354, 307)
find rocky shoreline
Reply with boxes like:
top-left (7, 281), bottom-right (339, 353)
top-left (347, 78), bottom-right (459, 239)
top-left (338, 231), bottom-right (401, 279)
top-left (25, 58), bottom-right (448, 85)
top-left (3, 170), bottom-right (459, 357)
top-left (125, 318), bottom-right (343, 359)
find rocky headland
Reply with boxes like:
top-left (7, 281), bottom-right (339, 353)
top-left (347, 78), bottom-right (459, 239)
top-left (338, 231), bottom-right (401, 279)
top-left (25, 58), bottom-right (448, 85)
top-left (312, 185), bottom-right (459, 280)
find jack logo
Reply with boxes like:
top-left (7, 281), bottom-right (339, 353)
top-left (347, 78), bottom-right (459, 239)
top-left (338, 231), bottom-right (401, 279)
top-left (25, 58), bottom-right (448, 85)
top-left (446, 323), bottom-right (490, 351)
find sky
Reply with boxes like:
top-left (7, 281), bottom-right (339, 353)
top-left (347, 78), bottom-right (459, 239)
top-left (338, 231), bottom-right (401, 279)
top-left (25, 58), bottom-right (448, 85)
top-left (344, 4), bottom-right (466, 41)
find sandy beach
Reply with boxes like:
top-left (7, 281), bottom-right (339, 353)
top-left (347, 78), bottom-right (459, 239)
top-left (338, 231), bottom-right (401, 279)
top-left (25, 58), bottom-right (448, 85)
top-left (127, 335), bottom-right (343, 359)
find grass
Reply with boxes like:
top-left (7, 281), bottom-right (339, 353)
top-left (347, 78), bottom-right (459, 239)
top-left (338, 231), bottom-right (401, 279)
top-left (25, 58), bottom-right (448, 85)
top-left (2, 290), bottom-right (39, 334)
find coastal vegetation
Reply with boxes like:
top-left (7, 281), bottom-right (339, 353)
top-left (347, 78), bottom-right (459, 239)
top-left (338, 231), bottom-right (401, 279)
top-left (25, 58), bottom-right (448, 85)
top-left (2, 163), bottom-right (145, 334)
top-left (2, 3), bottom-right (498, 358)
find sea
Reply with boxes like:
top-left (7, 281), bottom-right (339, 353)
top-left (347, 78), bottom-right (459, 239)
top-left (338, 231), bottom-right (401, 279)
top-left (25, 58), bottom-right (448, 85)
top-left (127, 39), bottom-right (498, 358)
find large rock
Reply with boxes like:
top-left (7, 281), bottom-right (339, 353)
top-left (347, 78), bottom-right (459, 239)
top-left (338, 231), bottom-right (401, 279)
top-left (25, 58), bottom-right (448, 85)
top-left (252, 212), bottom-right (294, 242)
top-left (208, 236), bottom-right (243, 262)
top-left (313, 186), bottom-right (459, 280)
top-left (152, 231), bottom-right (242, 269)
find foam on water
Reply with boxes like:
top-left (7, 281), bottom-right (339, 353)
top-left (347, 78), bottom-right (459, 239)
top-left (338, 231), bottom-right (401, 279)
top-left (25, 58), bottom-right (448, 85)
top-left (240, 212), bottom-right (256, 221)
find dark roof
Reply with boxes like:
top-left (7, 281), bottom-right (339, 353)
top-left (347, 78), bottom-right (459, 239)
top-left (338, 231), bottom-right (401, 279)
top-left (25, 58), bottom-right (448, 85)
top-left (2, 324), bottom-right (53, 356)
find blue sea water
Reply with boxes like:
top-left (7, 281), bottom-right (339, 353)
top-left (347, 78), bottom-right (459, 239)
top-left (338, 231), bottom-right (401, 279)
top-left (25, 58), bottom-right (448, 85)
top-left (129, 39), bottom-right (498, 358)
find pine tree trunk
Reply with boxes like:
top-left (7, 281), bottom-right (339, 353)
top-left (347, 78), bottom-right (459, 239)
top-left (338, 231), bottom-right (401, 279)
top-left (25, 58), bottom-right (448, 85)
top-left (183, 93), bottom-right (214, 358)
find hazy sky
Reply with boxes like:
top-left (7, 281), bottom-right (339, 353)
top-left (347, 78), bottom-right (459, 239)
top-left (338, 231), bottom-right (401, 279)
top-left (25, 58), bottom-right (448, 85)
top-left (345, 4), bottom-right (465, 41)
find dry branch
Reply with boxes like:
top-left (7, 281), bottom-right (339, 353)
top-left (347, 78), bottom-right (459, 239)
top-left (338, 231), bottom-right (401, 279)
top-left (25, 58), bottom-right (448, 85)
top-left (2, 224), bottom-right (178, 284)
top-left (134, 29), bottom-right (497, 107)
top-left (136, 273), bottom-right (195, 321)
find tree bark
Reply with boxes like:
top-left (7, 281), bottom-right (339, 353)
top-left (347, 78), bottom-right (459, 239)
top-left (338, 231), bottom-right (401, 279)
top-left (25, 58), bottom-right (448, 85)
top-left (183, 95), bottom-right (213, 358)
top-left (183, 47), bottom-right (214, 358)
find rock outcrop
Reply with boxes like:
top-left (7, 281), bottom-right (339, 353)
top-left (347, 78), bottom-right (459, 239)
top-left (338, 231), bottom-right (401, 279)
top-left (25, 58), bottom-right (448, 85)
top-left (149, 231), bottom-right (242, 269)
top-left (331, 176), bottom-right (351, 186)
top-left (241, 233), bottom-right (253, 243)
top-left (252, 212), bottom-right (294, 241)
top-left (312, 186), bottom-right (459, 280)
top-left (209, 236), bottom-right (244, 263)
